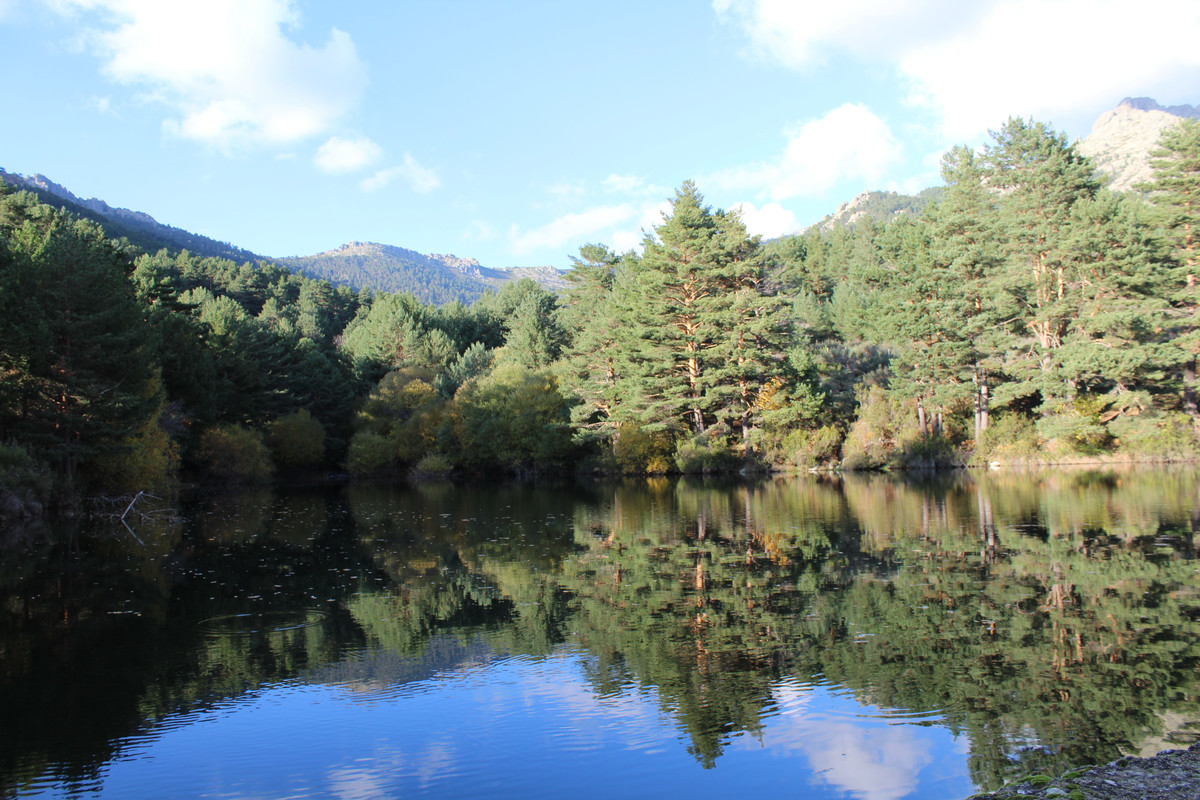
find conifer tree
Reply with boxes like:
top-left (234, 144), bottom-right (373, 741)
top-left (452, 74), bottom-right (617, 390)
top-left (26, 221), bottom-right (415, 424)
top-left (555, 243), bottom-right (624, 446)
top-left (1142, 118), bottom-right (1200, 415)
top-left (1, 213), bottom-right (160, 485)
top-left (922, 145), bottom-right (1005, 440)
top-left (618, 182), bottom-right (774, 437)
top-left (982, 117), bottom-right (1099, 413)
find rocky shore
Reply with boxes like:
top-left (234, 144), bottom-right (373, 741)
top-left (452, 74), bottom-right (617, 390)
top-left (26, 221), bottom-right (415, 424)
top-left (967, 744), bottom-right (1200, 799)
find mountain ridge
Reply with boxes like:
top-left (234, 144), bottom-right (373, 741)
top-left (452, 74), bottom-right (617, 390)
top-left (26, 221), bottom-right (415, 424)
top-left (3, 95), bottom-right (1195, 302)
top-left (0, 167), bottom-right (260, 264)
top-left (1077, 97), bottom-right (1199, 192)
top-left (278, 241), bottom-right (569, 305)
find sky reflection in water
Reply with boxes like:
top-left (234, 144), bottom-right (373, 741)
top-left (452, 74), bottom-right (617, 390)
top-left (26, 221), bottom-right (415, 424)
top-left (5, 470), bottom-right (1200, 800)
top-left (85, 646), bottom-right (971, 800)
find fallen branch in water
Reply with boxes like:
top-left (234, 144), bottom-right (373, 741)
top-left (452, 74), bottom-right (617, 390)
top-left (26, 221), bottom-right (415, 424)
top-left (90, 492), bottom-right (181, 538)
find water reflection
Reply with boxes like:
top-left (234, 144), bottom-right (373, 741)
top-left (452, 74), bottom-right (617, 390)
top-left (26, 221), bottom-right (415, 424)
top-left (2, 469), bottom-right (1199, 798)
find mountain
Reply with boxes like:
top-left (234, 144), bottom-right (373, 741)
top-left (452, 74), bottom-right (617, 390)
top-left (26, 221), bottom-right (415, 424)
top-left (0, 169), bottom-right (260, 263)
top-left (814, 187), bottom-right (944, 233)
top-left (1079, 97), bottom-right (1200, 192)
top-left (0, 168), bottom-right (567, 305)
top-left (280, 242), bottom-right (569, 305)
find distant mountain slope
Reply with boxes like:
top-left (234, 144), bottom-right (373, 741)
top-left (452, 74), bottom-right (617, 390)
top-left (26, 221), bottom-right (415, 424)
top-left (0, 169), bottom-right (261, 263)
top-left (814, 187), bottom-right (944, 232)
top-left (280, 242), bottom-right (569, 305)
top-left (0, 169), bottom-right (568, 305)
top-left (1079, 97), bottom-right (1200, 192)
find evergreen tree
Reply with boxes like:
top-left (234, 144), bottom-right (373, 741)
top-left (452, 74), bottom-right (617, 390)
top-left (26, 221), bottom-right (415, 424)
top-left (555, 243), bottom-right (624, 446)
top-left (619, 182), bottom-right (771, 437)
top-left (1141, 118), bottom-right (1200, 416)
top-left (982, 117), bottom-right (1099, 412)
top-left (0, 213), bottom-right (160, 486)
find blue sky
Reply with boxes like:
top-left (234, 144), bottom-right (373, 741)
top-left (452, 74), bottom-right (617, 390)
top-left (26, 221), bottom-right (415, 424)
top-left (2, 0), bottom-right (1198, 268)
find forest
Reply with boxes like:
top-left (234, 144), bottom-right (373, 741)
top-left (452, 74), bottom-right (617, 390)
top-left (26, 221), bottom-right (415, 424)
top-left (1, 116), bottom-right (1199, 514)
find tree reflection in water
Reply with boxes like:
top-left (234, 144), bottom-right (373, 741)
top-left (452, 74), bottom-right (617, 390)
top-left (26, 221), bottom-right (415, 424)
top-left (2, 469), bottom-right (1199, 796)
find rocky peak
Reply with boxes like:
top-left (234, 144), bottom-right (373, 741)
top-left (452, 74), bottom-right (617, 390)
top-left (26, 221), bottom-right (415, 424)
top-left (1079, 97), bottom-right (1200, 192)
top-left (428, 253), bottom-right (485, 277)
top-left (17, 172), bottom-right (159, 226)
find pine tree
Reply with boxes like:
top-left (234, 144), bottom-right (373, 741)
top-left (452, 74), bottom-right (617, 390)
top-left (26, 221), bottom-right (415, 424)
top-left (1, 212), bottom-right (160, 486)
top-left (1056, 191), bottom-right (1176, 412)
top-left (922, 145), bottom-right (1005, 440)
top-left (618, 182), bottom-right (772, 437)
top-left (555, 243), bottom-right (624, 446)
top-left (982, 117), bottom-right (1100, 413)
top-left (1141, 118), bottom-right (1200, 415)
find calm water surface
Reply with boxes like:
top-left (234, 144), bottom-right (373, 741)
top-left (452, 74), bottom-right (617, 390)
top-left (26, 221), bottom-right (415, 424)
top-left (3, 469), bottom-right (1200, 799)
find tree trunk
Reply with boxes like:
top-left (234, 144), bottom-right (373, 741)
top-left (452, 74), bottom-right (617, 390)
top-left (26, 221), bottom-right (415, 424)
top-left (1185, 357), bottom-right (1197, 417)
top-left (980, 373), bottom-right (990, 433)
top-left (917, 396), bottom-right (928, 438)
top-left (974, 372), bottom-right (982, 442)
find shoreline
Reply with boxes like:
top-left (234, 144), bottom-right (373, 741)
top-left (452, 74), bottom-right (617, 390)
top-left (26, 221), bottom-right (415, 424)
top-left (966, 744), bottom-right (1200, 800)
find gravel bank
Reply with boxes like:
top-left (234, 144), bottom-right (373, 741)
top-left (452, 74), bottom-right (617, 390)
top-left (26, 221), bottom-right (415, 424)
top-left (967, 744), bottom-right (1200, 799)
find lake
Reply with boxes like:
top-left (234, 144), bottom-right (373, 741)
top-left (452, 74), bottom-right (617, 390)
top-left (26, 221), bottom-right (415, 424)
top-left (3, 468), bottom-right (1199, 799)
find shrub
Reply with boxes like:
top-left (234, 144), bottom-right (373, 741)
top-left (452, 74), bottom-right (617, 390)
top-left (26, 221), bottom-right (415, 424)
top-left (1108, 412), bottom-right (1200, 460)
top-left (451, 364), bottom-right (573, 473)
top-left (345, 430), bottom-right (396, 475)
top-left (1036, 398), bottom-right (1113, 456)
top-left (411, 452), bottom-right (453, 479)
top-left (87, 374), bottom-right (180, 494)
top-left (196, 425), bottom-right (273, 483)
top-left (841, 387), bottom-right (913, 470)
top-left (976, 413), bottom-right (1042, 462)
top-left (779, 425), bottom-right (843, 469)
top-left (0, 440), bottom-right (51, 519)
top-left (266, 409), bottom-right (326, 469)
top-left (613, 422), bottom-right (674, 474)
top-left (674, 430), bottom-right (740, 473)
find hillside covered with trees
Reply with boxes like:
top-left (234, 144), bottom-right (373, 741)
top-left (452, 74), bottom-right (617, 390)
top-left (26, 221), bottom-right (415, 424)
top-left (2, 115), bottom-right (1199, 515)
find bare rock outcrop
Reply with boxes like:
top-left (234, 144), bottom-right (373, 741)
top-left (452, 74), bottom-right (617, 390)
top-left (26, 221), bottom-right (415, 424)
top-left (1079, 97), bottom-right (1200, 192)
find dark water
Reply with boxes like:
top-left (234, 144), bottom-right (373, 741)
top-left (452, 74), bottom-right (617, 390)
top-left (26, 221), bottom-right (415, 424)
top-left (3, 469), bottom-right (1200, 799)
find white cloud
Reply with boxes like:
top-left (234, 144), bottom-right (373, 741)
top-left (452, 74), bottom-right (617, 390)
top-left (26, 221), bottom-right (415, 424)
top-left (547, 180), bottom-right (586, 201)
top-left (602, 173), bottom-right (671, 199)
top-left (610, 200), bottom-right (672, 253)
top-left (314, 135), bottom-right (381, 174)
top-left (361, 155), bottom-right (440, 193)
top-left (509, 204), bottom-right (636, 255)
top-left (716, 0), bottom-right (1200, 142)
top-left (463, 220), bottom-right (497, 242)
top-left (735, 201), bottom-right (798, 239)
top-left (603, 174), bottom-right (644, 194)
top-left (51, 0), bottom-right (368, 150)
top-left (713, 0), bottom-right (964, 69)
top-left (736, 683), bottom-right (938, 800)
top-left (87, 94), bottom-right (114, 115)
top-left (709, 103), bottom-right (902, 200)
top-left (898, 0), bottom-right (1200, 140)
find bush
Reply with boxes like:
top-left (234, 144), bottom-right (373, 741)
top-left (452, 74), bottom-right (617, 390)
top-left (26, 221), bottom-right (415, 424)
top-left (87, 374), bottom-right (180, 494)
top-left (196, 425), bottom-right (273, 483)
top-left (779, 425), bottom-right (843, 469)
top-left (613, 422), bottom-right (674, 474)
top-left (674, 429), bottom-right (740, 473)
top-left (1108, 412), bottom-right (1200, 460)
top-left (0, 440), bottom-right (51, 520)
top-left (267, 409), bottom-right (326, 469)
top-left (411, 452), bottom-right (453, 479)
top-left (451, 364), bottom-right (574, 473)
top-left (345, 430), bottom-right (396, 475)
top-left (841, 387), bottom-right (913, 470)
top-left (1036, 398), bottom-right (1113, 455)
top-left (976, 412), bottom-right (1042, 462)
